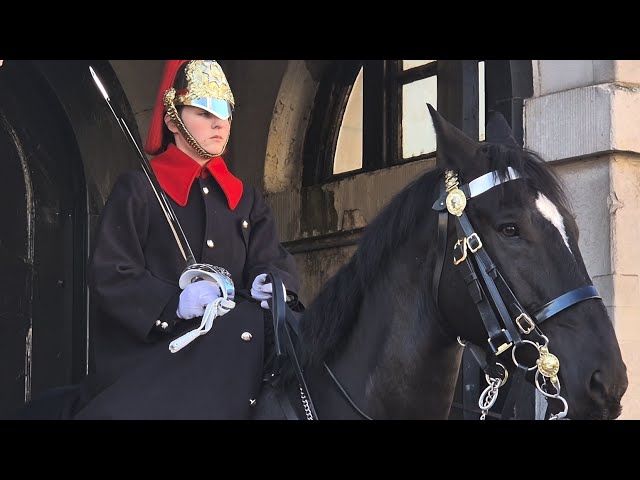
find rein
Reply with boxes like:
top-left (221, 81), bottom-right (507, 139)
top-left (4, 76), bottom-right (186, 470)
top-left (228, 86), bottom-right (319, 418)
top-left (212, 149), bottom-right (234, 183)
top-left (431, 168), bottom-right (601, 420)
top-left (265, 272), bottom-right (319, 420)
top-left (265, 273), bottom-right (372, 420)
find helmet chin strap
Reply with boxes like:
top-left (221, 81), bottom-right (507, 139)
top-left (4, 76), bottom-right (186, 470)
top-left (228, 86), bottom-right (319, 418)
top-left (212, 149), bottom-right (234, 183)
top-left (202, 131), bottom-right (230, 158)
top-left (175, 115), bottom-right (230, 159)
top-left (164, 89), bottom-right (231, 159)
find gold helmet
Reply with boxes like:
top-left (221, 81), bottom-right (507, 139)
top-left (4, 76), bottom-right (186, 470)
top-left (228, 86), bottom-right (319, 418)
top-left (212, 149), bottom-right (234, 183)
top-left (166, 60), bottom-right (234, 121)
top-left (145, 60), bottom-right (235, 158)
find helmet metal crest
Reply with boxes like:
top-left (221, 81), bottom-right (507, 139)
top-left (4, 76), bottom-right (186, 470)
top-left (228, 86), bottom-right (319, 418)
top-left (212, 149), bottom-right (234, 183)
top-left (176, 60), bottom-right (235, 110)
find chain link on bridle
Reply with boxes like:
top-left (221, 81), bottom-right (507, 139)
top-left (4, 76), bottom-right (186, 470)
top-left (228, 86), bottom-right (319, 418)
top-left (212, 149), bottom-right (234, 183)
top-left (474, 336), bottom-right (569, 420)
top-left (300, 386), bottom-right (315, 420)
top-left (479, 366), bottom-right (506, 420)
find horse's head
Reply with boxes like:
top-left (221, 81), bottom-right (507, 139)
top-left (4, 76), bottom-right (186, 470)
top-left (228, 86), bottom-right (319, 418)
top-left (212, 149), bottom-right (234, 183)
top-left (430, 105), bottom-right (628, 419)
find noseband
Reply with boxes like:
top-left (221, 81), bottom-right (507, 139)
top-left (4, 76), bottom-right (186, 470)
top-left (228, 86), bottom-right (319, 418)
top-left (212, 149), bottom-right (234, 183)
top-left (431, 168), bottom-right (601, 420)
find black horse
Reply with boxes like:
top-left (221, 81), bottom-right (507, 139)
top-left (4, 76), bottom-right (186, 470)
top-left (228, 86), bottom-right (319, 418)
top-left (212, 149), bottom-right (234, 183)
top-left (252, 105), bottom-right (628, 420)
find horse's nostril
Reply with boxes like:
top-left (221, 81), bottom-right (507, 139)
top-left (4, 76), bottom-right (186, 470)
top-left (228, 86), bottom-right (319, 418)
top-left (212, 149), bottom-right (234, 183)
top-left (589, 371), bottom-right (607, 406)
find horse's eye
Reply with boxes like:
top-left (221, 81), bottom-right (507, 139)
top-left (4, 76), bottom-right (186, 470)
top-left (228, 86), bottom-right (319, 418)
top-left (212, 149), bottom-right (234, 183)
top-left (500, 224), bottom-right (519, 237)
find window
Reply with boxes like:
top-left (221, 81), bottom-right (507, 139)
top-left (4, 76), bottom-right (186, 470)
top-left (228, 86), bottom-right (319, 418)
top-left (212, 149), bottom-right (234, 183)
top-left (303, 60), bottom-right (526, 186)
top-left (334, 68), bottom-right (363, 175)
top-left (398, 60), bottom-right (438, 160)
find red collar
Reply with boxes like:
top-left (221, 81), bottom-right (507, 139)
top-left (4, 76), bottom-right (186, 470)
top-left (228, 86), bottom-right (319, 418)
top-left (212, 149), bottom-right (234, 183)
top-left (150, 144), bottom-right (243, 210)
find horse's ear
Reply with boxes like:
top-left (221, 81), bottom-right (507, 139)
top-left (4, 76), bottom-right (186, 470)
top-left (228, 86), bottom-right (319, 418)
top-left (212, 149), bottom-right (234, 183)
top-left (485, 110), bottom-right (519, 146)
top-left (427, 103), bottom-right (484, 179)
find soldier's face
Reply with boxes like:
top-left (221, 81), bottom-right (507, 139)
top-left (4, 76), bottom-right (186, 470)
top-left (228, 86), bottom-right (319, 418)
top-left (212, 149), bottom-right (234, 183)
top-left (181, 106), bottom-right (231, 155)
top-left (167, 106), bottom-right (231, 160)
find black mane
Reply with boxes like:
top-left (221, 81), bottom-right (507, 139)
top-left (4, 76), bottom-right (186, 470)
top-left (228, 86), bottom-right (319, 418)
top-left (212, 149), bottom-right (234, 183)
top-left (298, 168), bottom-right (441, 366)
top-left (297, 142), bottom-right (568, 367)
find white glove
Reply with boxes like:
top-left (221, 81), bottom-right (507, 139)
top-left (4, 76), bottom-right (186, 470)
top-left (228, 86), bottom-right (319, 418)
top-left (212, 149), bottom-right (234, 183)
top-left (176, 281), bottom-right (221, 319)
top-left (251, 273), bottom-right (287, 310)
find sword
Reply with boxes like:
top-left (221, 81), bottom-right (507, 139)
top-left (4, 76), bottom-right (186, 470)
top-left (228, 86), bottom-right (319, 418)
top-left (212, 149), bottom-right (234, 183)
top-left (90, 65), bottom-right (195, 267)
top-left (89, 65), bottom-right (234, 300)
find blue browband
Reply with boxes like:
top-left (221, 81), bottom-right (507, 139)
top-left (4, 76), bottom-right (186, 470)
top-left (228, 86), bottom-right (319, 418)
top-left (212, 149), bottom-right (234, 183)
top-left (432, 167), bottom-right (520, 211)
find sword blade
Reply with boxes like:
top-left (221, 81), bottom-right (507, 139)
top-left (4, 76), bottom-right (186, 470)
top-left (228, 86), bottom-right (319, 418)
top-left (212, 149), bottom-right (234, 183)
top-left (89, 65), bottom-right (196, 267)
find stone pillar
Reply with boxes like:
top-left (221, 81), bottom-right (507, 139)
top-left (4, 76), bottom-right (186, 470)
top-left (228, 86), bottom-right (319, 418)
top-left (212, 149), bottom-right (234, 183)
top-left (525, 60), bottom-right (640, 419)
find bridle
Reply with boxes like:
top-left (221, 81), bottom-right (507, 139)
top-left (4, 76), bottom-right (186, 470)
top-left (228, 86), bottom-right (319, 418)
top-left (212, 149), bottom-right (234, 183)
top-left (266, 167), bottom-right (600, 420)
top-left (431, 168), bottom-right (601, 420)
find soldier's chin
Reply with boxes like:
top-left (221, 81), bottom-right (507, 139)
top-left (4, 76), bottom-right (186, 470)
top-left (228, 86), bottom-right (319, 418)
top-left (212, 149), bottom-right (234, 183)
top-left (205, 144), bottom-right (225, 157)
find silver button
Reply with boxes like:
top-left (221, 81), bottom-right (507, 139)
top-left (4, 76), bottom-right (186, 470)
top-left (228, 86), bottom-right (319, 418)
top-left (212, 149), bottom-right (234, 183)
top-left (203, 187), bottom-right (209, 194)
top-left (207, 240), bottom-right (214, 248)
top-left (241, 332), bottom-right (252, 342)
top-left (242, 220), bottom-right (249, 229)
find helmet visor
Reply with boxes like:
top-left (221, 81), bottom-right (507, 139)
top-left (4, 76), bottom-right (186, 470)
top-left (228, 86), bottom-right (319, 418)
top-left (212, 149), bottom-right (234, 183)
top-left (191, 97), bottom-right (233, 121)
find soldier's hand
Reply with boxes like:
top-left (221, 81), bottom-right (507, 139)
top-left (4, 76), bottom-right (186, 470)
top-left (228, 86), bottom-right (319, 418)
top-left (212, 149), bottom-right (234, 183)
top-left (176, 281), bottom-right (222, 319)
top-left (251, 273), bottom-right (287, 309)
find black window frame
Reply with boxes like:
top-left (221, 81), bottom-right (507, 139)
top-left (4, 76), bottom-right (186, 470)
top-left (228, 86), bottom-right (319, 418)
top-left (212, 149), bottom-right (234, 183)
top-left (389, 60), bottom-right (439, 165)
top-left (302, 60), bottom-right (532, 188)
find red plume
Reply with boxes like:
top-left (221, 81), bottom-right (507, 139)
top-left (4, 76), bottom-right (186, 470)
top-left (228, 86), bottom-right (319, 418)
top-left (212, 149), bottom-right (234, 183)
top-left (144, 60), bottom-right (189, 155)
